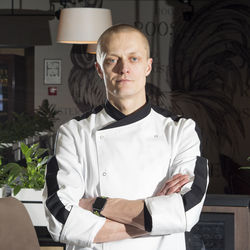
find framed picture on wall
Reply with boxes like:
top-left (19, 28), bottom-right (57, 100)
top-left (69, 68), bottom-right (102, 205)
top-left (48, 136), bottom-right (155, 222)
top-left (44, 59), bottom-right (61, 84)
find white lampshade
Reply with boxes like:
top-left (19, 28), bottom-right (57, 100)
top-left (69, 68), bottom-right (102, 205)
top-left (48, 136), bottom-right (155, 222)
top-left (57, 8), bottom-right (112, 44)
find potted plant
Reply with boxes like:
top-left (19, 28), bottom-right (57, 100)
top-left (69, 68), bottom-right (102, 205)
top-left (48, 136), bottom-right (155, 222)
top-left (1, 142), bottom-right (48, 195)
top-left (35, 99), bottom-right (61, 132)
top-left (0, 156), bottom-right (5, 198)
top-left (234, 156), bottom-right (250, 195)
top-left (0, 142), bottom-right (49, 225)
top-left (220, 154), bottom-right (250, 194)
top-left (239, 157), bottom-right (250, 170)
top-left (0, 99), bottom-right (60, 160)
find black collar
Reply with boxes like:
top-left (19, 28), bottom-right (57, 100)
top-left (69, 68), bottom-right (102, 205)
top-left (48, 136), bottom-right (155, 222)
top-left (102, 100), bottom-right (151, 130)
top-left (105, 100), bottom-right (126, 121)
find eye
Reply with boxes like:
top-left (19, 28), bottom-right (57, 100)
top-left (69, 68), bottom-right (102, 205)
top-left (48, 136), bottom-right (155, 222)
top-left (105, 58), bottom-right (117, 64)
top-left (130, 57), bottom-right (138, 62)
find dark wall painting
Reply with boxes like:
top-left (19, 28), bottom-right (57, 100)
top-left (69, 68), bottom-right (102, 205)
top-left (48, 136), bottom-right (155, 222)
top-left (68, 0), bottom-right (250, 193)
top-left (68, 45), bottom-right (105, 111)
top-left (167, 0), bottom-right (250, 193)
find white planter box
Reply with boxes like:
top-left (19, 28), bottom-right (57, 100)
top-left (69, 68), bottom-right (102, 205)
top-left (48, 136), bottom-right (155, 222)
top-left (13, 188), bottom-right (47, 226)
top-left (0, 186), bottom-right (10, 198)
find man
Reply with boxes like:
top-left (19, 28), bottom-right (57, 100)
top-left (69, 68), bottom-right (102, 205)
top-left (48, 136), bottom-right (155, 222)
top-left (43, 24), bottom-right (209, 250)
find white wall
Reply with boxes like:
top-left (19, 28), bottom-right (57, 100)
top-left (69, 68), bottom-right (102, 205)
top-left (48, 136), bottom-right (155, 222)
top-left (35, 18), bottom-right (81, 128)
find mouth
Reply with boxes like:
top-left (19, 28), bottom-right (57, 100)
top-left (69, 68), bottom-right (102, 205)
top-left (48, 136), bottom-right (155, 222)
top-left (116, 79), bottom-right (132, 83)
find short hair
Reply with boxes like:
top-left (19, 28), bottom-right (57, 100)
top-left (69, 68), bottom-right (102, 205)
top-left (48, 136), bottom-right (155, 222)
top-left (96, 24), bottom-right (150, 64)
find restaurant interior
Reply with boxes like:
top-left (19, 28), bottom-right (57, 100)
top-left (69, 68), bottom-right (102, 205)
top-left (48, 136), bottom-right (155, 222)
top-left (0, 0), bottom-right (249, 249)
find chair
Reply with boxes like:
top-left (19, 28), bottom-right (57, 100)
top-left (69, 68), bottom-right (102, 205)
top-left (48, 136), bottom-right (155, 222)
top-left (0, 196), bottom-right (40, 250)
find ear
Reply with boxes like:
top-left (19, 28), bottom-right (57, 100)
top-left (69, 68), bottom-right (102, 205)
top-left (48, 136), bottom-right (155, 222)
top-left (145, 58), bottom-right (153, 77)
top-left (95, 62), bottom-right (104, 79)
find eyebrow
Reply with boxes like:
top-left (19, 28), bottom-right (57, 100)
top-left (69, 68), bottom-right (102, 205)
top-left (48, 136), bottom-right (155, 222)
top-left (105, 54), bottom-right (118, 57)
top-left (106, 51), bottom-right (141, 57)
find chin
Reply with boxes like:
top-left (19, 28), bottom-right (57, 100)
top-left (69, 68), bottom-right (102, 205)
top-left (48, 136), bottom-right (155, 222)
top-left (117, 90), bottom-right (145, 100)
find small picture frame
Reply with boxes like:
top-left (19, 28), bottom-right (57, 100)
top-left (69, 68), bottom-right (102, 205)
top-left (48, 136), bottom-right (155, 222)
top-left (44, 59), bottom-right (61, 84)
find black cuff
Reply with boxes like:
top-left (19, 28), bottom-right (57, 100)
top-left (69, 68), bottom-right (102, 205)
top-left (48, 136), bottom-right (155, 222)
top-left (144, 202), bottom-right (152, 232)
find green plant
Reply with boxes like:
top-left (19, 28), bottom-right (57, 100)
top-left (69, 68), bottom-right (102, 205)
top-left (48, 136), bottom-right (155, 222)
top-left (0, 156), bottom-right (7, 188)
top-left (239, 156), bottom-right (250, 170)
top-left (35, 99), bottom-right (61, 132)
top-left (0, 99), bottom-right (60, 144)
top-left (0, 113), bottom-right (37, 143)
top-left (0, 143), bottom-right (48, 195)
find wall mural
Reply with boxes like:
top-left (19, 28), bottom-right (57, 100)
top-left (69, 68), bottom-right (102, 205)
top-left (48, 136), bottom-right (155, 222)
top-left (68, 0), bottom-right (250, 193)
top-left (166, 0), bottom-right (250, 193)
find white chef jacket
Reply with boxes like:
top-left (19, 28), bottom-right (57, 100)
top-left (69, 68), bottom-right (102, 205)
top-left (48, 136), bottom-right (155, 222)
top-left (43, 100), bottom-right (209, 250)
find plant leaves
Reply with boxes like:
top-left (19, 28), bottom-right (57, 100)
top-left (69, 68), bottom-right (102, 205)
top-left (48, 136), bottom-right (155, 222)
top-left (2, 163), bottom-right (21, 174)
top-left (35, 148), bottom-right (48, 158)
top-left (1, 142), bottom-right (48, 190)
top-left (0, 100), bottom-right (59, 143)
top-left (20, 142), bottom-right (29, 156)
top-left (13, 186), bottom-right (22, 196)
top-left (239, 166), bottom-right (250, 170)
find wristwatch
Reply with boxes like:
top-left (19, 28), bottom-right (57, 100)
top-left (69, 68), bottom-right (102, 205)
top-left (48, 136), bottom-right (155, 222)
top-left (92, 196), bottom-right (108, 217)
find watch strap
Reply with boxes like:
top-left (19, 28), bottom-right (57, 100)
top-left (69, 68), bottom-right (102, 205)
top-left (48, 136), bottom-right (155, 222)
top-left (92, 196), bottom-right (108, 217)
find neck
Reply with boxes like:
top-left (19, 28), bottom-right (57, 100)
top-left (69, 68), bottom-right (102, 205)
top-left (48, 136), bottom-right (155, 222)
top-left (108, 95), bottom-right (147, 115)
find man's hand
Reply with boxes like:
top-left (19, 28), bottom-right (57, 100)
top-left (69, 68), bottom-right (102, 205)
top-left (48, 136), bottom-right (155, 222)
top-left (79, 197), bottom-right (145, 230)
top-left (156, 174), bottom-right (190, 196)
top-left (78, 173), bottom-right (189, 243)
top-left (93, 219), bottom-right (148, 243)
top-left (79, 197), bottom-right (148, 241)
top-left (79, 174), bottom-right (190, 211)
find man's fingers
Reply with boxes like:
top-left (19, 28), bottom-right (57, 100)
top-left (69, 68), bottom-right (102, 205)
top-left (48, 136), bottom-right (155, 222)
top-left (156, 174), bottom-right (190, 196)
top-left (168, 175), bottom-right (189, 188)
top-left (166, 180), bottom-right (187, 195)
top-left (161, 175), bottom-right (189, 190)
top-left (164, 174), bottom-right (183, 183)
top-left (166, 186), bottom-right (180, 195)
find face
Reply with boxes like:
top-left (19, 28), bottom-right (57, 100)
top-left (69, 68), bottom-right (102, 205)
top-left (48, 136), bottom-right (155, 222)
top-left (96, 30), bottom-right (152, 103)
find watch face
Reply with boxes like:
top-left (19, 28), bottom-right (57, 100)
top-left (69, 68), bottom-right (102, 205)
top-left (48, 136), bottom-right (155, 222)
top-left (93, 197), bottom-right (107, 211)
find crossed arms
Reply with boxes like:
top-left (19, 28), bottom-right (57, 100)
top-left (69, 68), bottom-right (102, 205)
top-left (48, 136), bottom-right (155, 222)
top-left (79, 174), bottom-right (190, 243)
top-left (44, 118), bottom-right (209, 248)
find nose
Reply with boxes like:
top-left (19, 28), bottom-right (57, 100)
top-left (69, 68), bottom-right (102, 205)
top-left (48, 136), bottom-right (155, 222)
top-left (117, 59), bottom-right (129, 75)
